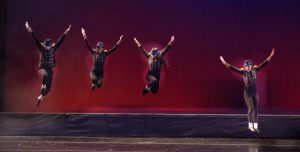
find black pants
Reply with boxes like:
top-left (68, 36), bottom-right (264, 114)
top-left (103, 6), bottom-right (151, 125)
top-left (90, 69), bottom-right (103, 87)
top-left (38, 68), bottom-right (53, 96)
top-left (243, 90), bottom-right (259, 123)
top-left (146, 74), bottom-right (160, 94)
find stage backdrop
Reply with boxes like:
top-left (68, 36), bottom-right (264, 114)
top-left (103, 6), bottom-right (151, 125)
top-left (4, 0), bottom-right (300, 113)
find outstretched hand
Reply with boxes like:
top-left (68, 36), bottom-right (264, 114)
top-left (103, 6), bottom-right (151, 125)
top-left (25, 21), bottom-right (33, 32)
top-left (134, 37), bottom-right (141, 47)
top-left (220, 56), bottom-right (229, 66)
top-left (168, 35), bottom-right (175, 45)
top-left (267, 48), bottom-right (275, 61)
top-left (117, 35), bottom-right (124, 45)
top-left (64, 25), bottom-right (71, 34)
top-left (81, 28), bottom-right (87, 39)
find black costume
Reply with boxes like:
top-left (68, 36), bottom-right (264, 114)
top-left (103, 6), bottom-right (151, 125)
top-left (84, 38), bottom-right (119, 89)
top-left (226, 59), bottom-right (270, 125)
top-left (29, 32), bottom-right (67, 97)
top-left (139, 45), bottom-right (171, 94)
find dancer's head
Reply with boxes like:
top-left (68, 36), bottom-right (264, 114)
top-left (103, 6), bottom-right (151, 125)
top-left (43, 38), bottom-right (53, 47)
top-left (96, 42), bottom-right (104, 52)
top-left (151, 48), bottom-right (160, 57)
top-left (243, 60), bottom-right (253, 71)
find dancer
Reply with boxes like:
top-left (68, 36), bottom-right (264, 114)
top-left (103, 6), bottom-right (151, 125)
top-left (25, 21), bottom-right (71, 106)
top-left (81, 28), bottom-right (123, 90)
top-left (220, 49), bottom-right (275, 132)
top-left (134, 36), bottom-right (175, 95)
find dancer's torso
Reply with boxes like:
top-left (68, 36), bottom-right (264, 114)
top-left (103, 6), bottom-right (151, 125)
top-left (242, 69), bottom-right (257, 94)
top-left (39, 47), bottom-right (56, 69)
top-left (92, 50), bottom-right (107, 71)
top-left (148, 57), bottom-right (163, 77)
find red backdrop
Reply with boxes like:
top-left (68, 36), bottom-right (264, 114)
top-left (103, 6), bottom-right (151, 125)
top-left (4, 0), bottom-right (300, 113)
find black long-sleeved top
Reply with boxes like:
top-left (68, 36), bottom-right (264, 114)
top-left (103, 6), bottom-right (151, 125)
top-left (139, 45), bottom-right (171, 78)
top-left (30, 32), bottom-right (67, 69)
top-left (227, 59), bottom-right (270, 94)
top-left (84, 38), bottom-right (119, 71)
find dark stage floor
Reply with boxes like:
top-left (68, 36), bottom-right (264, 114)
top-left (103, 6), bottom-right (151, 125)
top-left (0, 136), bottom-right (299, 152)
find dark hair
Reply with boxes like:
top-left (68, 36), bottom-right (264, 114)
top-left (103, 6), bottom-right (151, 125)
top-left (243, 60), bottom-right (253, 66)
top-left (43, 38), bottom-right (52, 46)
top-left (96, 42), bottom-right (104, 48)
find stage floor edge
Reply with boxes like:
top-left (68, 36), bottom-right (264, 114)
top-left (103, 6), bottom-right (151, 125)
top-left (0, 113), bottom-right (299, 139)
top-left (0, 136), bottom-right (300, 152)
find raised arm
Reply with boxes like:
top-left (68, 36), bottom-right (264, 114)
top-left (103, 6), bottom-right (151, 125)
top-left (161, 35), bottom-right (175, 57)
top-left (81, 28), bottom-right (93, 53)
top-left (105, 35), bottom-right (123, 55)
top-left (53, 25), bottom-right (71, 50)
top-left (25, 21), bottom-right (42, 50)
top-left (255, 48), bottom-right (275, 72)
top-left (134, 37), bottom-right (149, 58)
top-left (220, 56), bottom-right (243, 74)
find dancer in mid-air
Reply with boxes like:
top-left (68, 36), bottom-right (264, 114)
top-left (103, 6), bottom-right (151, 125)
top-left (25, 21), bottom-right (71, 106)
top-left (220, 49), bottom-right (275, 132)
top-left (134, 36), bottom-right (175, 95)
top-left (81, 28), bottom-right (123, 90)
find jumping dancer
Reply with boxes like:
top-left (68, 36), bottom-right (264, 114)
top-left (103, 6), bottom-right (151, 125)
top-left (220, 49), bottom-right (275, 132)
top-left (134, 36), bottom-right (175, 95)
top-left (25, 21), bottom-right (71, 106)
top-left (81, 28), bottom-right (123, 90)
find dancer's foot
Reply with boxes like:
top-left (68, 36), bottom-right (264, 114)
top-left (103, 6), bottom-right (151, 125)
top-left (91, 84), bottom-right (96, 90)
top-left (254, 128), bottom-right (260, 133)
top-left (248, 126), bottom-right (255, 132)
top-left (36, 95), bottom-right (44, 107)
top-left (142, 85), bottom-right (150, 95)
top-left (248, 123), bottom-right (255, 132)
top-left (254, 123), bottom-right (260, 133)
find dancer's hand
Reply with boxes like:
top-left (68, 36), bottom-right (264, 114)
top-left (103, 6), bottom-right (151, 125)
top-left (267, 48), bottom-right (275, 61)
top-left (134, 37), bottom-right (141, 47)
top-left (64, 25), bottom-right (71, 34)
top-left (81, 28), bottom-right (87, 39)
top-left (25, 21), bottom-right (33, 32)
top-left (220, 56), bottom-right (229, 66)
top-left (168, 35), bottom-right (175, 45)
top-left (117, 35), bottom-right (124, 45)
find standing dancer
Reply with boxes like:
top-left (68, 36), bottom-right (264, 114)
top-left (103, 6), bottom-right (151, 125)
top-left (81, 28), bottom-right (123, 90)
top-left (220, 49), bottom-right (275, 132)
top-left (134, 36), bottom-right (175, 95)
top-left (25, 21), bottom-right (71, 106)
